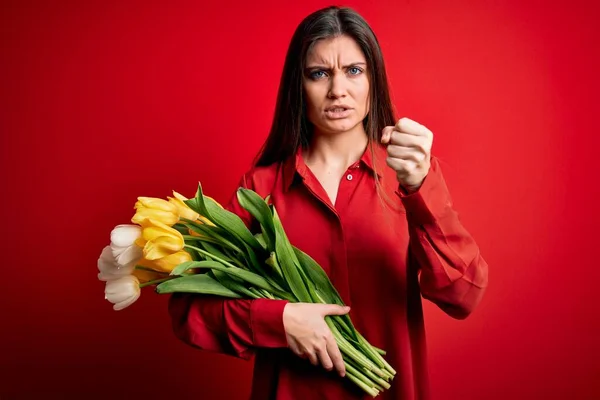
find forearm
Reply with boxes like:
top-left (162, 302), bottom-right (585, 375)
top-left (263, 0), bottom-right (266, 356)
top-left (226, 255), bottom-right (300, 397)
top-left (168, 293), bottom-right (289, 359)
top-left (398, 157), bottom-right (489, 318)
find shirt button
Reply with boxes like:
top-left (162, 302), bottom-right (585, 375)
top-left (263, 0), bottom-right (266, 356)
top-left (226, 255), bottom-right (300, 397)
top-left (346, 174), bottom-right (353, 181)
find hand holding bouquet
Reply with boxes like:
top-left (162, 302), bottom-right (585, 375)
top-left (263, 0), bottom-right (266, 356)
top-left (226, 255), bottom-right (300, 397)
top-left (98, 184), bottom-right (396, 397)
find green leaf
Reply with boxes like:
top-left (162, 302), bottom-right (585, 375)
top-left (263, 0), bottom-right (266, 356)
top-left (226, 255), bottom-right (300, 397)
top-left (185, 220), bottom-right (244, 254)
top-left (293, 246), bottom-right (344, 305)
top-left (172, 260), bottom-right (281, 295)
top-left (265, 251), bottom-right (284, 280)
top-left (170, 260), bottom-right (215, 276)
top-left (272, 207), bottom-right (310, 302)
top-left (155, 273), bottom-right (242, 298)
top-left (199, 186), bottom-right (263, 251)
top-left (183, 183), bottom-right (209, 217)
top-left (211, 269), bottom-right (258, 299)
top-left (293, 246), bottom-right (358, 341)
top-left (236, 188), bottom-right (276, 252)
top-left (199, 241), bottom-right (235, 264)
top-left (254, 233), bottom-right (267, 250)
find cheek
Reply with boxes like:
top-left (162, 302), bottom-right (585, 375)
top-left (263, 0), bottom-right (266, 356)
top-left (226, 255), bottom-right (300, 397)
top-left (303, 84), bottom-right (321, 112)
top-left (356, 81), bottom-right (370, 112)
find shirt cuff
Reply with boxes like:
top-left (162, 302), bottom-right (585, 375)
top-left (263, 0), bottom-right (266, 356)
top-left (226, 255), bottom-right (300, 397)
top-left (394, 157), bottom-right (453, 225)
top-left (251, 299), bottom-right (289, 348)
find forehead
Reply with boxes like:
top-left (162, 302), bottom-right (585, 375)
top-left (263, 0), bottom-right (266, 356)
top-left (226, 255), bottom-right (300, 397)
top-left (305, 35), bottom-right (366, 65)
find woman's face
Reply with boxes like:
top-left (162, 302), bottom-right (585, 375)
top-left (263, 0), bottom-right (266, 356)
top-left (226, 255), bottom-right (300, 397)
top-left (303, 34), bottom-right (370, 136)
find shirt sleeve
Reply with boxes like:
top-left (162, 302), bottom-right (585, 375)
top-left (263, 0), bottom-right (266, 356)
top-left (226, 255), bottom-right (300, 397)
top-left (167, 173), bottom-right (289, 360)
top-left (395, 156), bottom-right (489, 319)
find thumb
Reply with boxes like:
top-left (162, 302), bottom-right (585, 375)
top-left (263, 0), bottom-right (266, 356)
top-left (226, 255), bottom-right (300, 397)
top-left (320, 304), bottom-right (351, 316)
top-left (381, 126), bottom-right (393, 145)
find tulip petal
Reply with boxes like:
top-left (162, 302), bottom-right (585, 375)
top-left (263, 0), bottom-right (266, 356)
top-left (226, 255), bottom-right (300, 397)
top-left (152, 250), bottom-right (193, 273)
top-left (172, 191), bottom-right (189, 201)
top-left (136, 197), bottom-right (178, 213)
top-left (168, 196), bottom-right (200, 221)
top-left (114, 292), bottom-right (141, 311)
top-left (98, 246), bottom-right (134, 281)
top-left (110, 225), bottom-right (142, 248)
top-left (143, 236), bottom-right (183, 260)
top-left (105, 276), bottom-right (140, 311)
top-left (141, 219), bottom-right (182, 241)
top-left (132, 208), bottom-right (178, 226)
top-left (115, 244), bottom-right (143, 268)
top-left (132, 267), bottom-right (165, 283)
top-left (110, 244), bottom-right (127, 257)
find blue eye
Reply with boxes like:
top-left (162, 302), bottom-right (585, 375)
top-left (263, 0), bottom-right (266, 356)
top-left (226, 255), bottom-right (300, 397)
top-left (310, 70), bottom-right (327, 80)
top-left (348, 67), bottom-right (362, 75)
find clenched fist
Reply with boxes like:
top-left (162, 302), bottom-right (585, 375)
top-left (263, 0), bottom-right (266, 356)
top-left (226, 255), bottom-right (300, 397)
top-left (381, 117), bottom-right (433, 192)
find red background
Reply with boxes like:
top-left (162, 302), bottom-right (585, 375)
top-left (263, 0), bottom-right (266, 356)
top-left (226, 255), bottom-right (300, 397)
top-left (2, 0), bottom-right (599, 399)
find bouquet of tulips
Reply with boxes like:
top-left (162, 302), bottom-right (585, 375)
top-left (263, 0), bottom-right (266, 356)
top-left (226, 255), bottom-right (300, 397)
top-left (98, 184), bottom-right (396, 397)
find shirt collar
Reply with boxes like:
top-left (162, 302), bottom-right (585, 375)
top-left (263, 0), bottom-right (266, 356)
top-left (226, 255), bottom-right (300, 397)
top-left (282, 142), bottom-right (387, 192)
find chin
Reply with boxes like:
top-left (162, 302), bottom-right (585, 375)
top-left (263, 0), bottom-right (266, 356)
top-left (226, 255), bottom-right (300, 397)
top-left (322, 119), bottom-right (361, 134)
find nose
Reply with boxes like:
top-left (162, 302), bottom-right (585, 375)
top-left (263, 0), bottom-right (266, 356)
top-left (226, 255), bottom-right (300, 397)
top-left (327, 71), bottom-right (348, 99)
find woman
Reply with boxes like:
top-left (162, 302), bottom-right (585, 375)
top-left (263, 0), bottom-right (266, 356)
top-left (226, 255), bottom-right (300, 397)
top-left (168, 6), bottom-right (488, 400)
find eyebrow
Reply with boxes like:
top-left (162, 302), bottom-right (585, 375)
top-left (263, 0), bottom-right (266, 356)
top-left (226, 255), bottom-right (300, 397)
top-left (304, 62), bottom-right (367, 69)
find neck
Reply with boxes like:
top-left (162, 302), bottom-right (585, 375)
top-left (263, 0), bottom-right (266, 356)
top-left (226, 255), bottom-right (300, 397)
top-left (304, 125), bottom-right (369, 170)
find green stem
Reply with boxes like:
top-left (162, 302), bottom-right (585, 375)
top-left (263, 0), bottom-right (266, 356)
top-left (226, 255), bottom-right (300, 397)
top-left (356, 333), bottom-right (385, 369)
top-left (184, 245), bottom-right (296, 302)
top-left (358, 332), bottom-right (396, 375)
top-left (314, 292), bottom-right (357, 341)
top-left (182, 234), bottom-right (221, 244)
top-left (345, 360), bottom-right (377, 388)
top-left (363, 368), bottom-right (391, 390)
top-left (328, 319), bottom-right (386, 378)
top-left (139, 277), bottom-right (174, 288)
top-left (253, 288), bottom-right (274, 299)
top-left (248, 287), bottom-right (265, 298)
top-left (345, 368), bottom-right (379, 398)
top-left (184, 244), bottom-right (238, 269)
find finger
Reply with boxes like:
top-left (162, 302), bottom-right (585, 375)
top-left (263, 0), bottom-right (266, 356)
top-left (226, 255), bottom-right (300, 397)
top-left (389, 131), bottom-right (425, 149)
top-left (288, 340), bottom-right (302, 357)
top-left (320, 304), bottom-right (351, 317)
top-left (386, 156), bottom-right (417, 174)
top-left (306, 350), bottom-right (319, 366)
top-left (387, 145), bottom-right (426, 164)
top-left (381, 126), bottom-right (394, 144)
top-left (316, 344), bottom-right (334, 371)
top-left (395, 117), bottom-right (431, 137)
top-left (327, 337), bottom-right (346, 377)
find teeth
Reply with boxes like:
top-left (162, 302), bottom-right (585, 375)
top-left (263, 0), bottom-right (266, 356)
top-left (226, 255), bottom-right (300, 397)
top-left (330, 108), bottom-right (345, 112)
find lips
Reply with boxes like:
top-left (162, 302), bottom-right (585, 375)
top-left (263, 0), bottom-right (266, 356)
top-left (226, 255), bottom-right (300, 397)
top-left (325, 105), bottom-right (352, 112)
top-left (324, 105), bottom-right (353, 119)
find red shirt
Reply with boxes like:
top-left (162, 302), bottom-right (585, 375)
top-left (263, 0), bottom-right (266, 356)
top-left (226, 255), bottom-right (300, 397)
top-left (168, 143), bottom-right (489, 400)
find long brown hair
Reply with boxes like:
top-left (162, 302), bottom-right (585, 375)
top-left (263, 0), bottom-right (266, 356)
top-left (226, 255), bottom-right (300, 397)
top-left (254, 6), bottom-right (396, 168)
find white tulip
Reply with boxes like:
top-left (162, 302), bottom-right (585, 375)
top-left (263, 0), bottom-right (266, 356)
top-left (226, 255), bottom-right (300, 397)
top-left (97, 245), bottom-right (134, 281)
top-left (104, 275), bottom-right (141, 311)
top-left (110, 224), bottom-right (143, 269)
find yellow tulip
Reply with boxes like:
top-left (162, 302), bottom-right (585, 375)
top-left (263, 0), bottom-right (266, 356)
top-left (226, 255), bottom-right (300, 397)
top-left (135, 240), bottom-right (192, 274)
top-left (168, 191), bottom-right (200, 221)
top-left (171, 190), bottom-right (217, 226)
top-left (137, 219), bottom-right (185, 260)
top-left (131, 197), bottom-right (179, 226)
top-left (152, 250), bottom-right (192, 273)
top-left (132, 266), bottom-right (165, 283)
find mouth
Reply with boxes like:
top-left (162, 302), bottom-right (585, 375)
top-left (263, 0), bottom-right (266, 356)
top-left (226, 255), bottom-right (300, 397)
top-left (325, 105), bottom-right (352, 112)
top-left (324, 106), bottom-right (353, 119)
